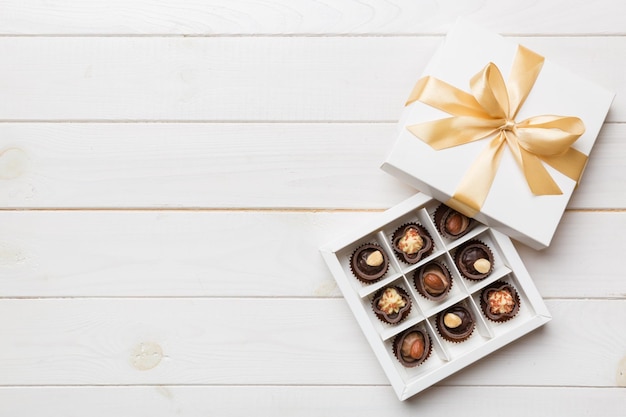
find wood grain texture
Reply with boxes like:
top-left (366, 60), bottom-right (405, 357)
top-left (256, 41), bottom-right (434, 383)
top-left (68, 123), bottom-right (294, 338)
top-left (0, 386), bottom-right (624, 417)
top-left (0, 123), bottom-right (409, 209)
top-left (1, 0), bottom-right (624, 35)
top-left (0, 211), bottom-right (623, 298)
top-left (0, 298), bottom-right (623, 387)
top-left (0, 37), bottom-right (621, 122)
top-left (0, 123), bottom-right (622, 209)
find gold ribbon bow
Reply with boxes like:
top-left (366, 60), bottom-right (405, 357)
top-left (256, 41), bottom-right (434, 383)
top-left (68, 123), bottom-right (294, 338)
top-left (405, 45), bottom-right (586, 216)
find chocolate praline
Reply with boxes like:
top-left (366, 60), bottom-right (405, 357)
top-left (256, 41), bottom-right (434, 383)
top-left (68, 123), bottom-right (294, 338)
top-left (371, 286), bottom-right (412, 325)
top-left (350, 244), bottom-right (389, 284)
top-left (434, 204), bottom-right (474, 240)
top-left (436, 304), bottom-right (475, 342)
top-left (454, 240), bottom-right (494, 280)
top-left (391, 223), bottom-right (433, 265)
top-left (480, 281), bottom-right (520, 322)
top-left (414, 261), bottom-right (452, 301)
top-left (393, 328), bottom-right (432, 368)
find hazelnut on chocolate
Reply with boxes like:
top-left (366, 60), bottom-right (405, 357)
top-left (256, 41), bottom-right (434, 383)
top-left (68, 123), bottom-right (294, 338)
top-left (436, 304), bottom-right (475, 342)
top-left (473, 258), bottom-right (492, 274)
top-left (443, 313), bottom-right (463, 328)
top-left (350, 244), bottom-right (389, 284)
top-left (454, 240), bottom-right (494, 280)
top-left (365, 250), bottom-right (384, 267)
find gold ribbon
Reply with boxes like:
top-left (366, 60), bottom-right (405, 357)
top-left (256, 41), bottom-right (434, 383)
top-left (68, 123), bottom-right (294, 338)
top-left (405, 45), bottom-right (586, 216)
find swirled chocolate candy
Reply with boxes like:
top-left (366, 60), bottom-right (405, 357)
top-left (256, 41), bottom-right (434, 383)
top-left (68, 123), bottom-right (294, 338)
top-left (454, 240), bottom-right (494, 280)
top-left (436, 304), bottom-right (475, 342)
top-left (393, 328), bottom-right (431, 368)
top-left (391, 223), bottom-right (433, 264)
top-left (414, 261), bottom-right (452, 301)
top-left (350, 244), bottom-right (389, 283)
top-left (480, 281), bottom-right (520, 322)
top-left (372, 286), bottom-right (412, 324)
top-left (434, 204), bottom-right (474, 240)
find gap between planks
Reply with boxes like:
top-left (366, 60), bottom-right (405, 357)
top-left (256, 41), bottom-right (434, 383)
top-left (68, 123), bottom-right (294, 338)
top-left (0, 33), bottom-right (625, 38)
top-left (0, 383), bottom-right (618, 388)
top-left (0, 120), bottom-right (400, 124)
top-left (0, 296), bottom-right (622, 301)
top-left (0, 208), bottom-right (622, 213)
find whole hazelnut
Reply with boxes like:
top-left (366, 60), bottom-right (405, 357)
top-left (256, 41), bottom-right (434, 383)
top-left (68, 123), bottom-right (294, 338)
top-left (443, 313), bottom-right (462, 329)
top-left (473, 258), bottom-right (492, 274)
top-left (365, 250), bottom-right (384, 267)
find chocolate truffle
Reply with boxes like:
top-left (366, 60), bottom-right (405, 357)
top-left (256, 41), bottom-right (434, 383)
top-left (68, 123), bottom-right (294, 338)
top-left (454, 240), bottom-right (494, 280)
top-left (434, 204), bottom-right (474, 240)
top-left (350, 244), bottom-right (389, 284)
top-left (436, 304), bottom-right (475, 342)
top-left (372, 286), bottom-right (412, 325)
top-left (480, 281), bottom-right (520, 322)
top-left (414, 261), bottom-right (452, 301)
top-left (391, 223), bottom-right (433, 264)
top-left (393, 328), bottom-right (431, 368)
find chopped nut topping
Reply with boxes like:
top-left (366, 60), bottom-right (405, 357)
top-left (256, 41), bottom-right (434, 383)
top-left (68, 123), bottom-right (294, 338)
top-left (398, 228), bottom-right (424, 255)
top-left (473, 258), bottom-right (491, 274)
top-left (488, 289), bottom-right (515, 314)
top-left (443, 313), bottom-right (462, 328)
top-left (377, 288), bottom-right (407, 315)
top-left (365, 250), bottom-right (384, 267)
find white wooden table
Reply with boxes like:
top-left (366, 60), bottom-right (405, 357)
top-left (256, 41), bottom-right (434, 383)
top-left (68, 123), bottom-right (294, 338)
top-left (0, 1), bottom-right (624, 415)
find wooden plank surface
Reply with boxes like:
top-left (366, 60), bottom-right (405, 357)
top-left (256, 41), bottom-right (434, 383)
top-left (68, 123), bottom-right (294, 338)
top-left (0, 37), bottom-right (621, 122)
top-left (0, 387), bottom-right (624, 417)
top-left (1, 0), bottom-right (624, 35)
top-left (0, 298), bottom-right (623, 387)
top-left (0, 123), bottom-right (623, 209)
top-left (0, 0), bottom-right (624, 414)
top-left (0, 211), bottom-right (623, 299)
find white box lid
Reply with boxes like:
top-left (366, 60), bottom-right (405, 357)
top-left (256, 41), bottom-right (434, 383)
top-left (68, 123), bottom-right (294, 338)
top-left (381, 19), bottom-right (614, 250)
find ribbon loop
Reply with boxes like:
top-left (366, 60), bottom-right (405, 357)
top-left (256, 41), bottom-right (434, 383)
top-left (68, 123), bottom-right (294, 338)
top-left (405, 45), bottom-right (586, 214)
top-left (470, 63), bottom-right (509, 119)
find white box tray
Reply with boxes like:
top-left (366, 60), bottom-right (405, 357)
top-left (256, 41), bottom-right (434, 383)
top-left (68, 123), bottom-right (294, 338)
top-left (320, 194), bottom-right (551, 401)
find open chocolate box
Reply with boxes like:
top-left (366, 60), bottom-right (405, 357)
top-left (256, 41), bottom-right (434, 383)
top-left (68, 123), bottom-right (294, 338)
top-left (320, 193), bottom-right (550, 401)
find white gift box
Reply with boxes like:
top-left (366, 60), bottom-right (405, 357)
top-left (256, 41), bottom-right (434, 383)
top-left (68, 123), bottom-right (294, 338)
top-left (381, 19), bottom-right (615, 250)
top-left (320, 194), bottom-right (551, 401)
top-left (320, 20), bottom-right (614, 401)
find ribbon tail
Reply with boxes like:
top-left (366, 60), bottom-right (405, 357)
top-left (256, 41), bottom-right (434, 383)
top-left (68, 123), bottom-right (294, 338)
top-left (447, 133), bottom-right (507, 217)
top-left (541, 147), bottom-right (589, 186)
top-left (519, 148), bottom-right (562, 195)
